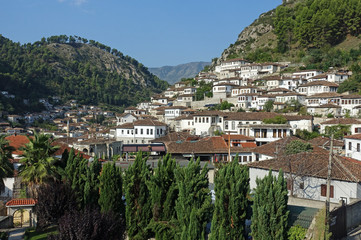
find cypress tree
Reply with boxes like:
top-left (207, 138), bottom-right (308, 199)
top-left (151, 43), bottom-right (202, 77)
top-left (124, 152), bottom-right (152, 240)
top-left (251, 169), bottom-right (289, 240)
top-left (84, 158), bottom-right (102, 207)
top-left (210, 159), bottom-right (249, 240)
top-left (98, 162), bottom-right (124, 217)
top-left (147, 154), bottom-right (178, 239)
top-left (175, 158), bottom-right (212, 240)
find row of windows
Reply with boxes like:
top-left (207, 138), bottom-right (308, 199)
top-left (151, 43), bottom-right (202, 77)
top-left (121, 128), bottom-right (163, 135)
top-left (286, 181), bottom-right (334, 198)
top-left (341, 99), bottom-right (361, 105)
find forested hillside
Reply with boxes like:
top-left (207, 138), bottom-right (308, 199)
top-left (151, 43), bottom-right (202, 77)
top-left (214, 0), bottom-right (361, 94)
top-left (0, 35), bottom-right (168, 113)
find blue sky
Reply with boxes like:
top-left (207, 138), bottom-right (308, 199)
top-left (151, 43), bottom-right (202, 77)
top-left (1, 0), bottom-right (281, 67)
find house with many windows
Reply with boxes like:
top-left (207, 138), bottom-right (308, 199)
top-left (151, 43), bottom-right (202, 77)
top-left (115, 119), bottom-right (167, 144)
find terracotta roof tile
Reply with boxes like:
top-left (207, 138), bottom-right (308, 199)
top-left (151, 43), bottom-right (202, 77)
top-left (6, 198), bottom-right (36, 207)
top-left (5, 135), bottom-right (30, 155)
top-left (248, 150), bottom-right (361, 182)
top-left (320, 118), bottom-right (361, 125)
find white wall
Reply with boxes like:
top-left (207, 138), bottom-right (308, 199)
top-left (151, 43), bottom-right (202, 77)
top-left (249, 168), bottom-right (361, 204)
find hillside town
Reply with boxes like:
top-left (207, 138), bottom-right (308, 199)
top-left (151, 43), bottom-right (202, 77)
top-left (1, 58), bottom-right (361, 238)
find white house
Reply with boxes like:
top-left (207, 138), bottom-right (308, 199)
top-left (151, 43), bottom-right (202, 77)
top-left (298, 81), bottom-right (339, 96)
top-left (214, 58), bottom-right (249, 73)
top-left (339, 94), bottom-right (361, 117)
top-left (116, 113), bottom-right (138, 126)
top-left (345, 134), bottom-right (361, 160)
top-left (164, 106), bottom-right (188, 123)
top-left (231, 86), bottom-right (258, 97)
top-left (212, 83), bottom-right (237, 98)
top-left (292, 69), bottom-right (323, 80)
top-left (320, 118), bottom-right (361, 135)
top-left (248, 148), bottom-right (361, 204)
top-left (115, 119), bottom-right (167, 144)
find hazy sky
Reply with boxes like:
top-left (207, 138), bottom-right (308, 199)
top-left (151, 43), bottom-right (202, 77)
top-left (1, 0), bottom-right (281, 67)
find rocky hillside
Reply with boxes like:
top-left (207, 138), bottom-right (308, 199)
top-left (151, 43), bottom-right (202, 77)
top-left (0, 35), bottom-right (168, 113)
top-left (149, 62), bottom-right (211, 84)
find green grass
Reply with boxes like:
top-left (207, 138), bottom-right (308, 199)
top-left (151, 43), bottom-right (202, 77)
top-left (24, 226), bottom-right (58, 240)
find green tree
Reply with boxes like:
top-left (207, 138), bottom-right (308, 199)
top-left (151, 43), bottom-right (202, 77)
top-left (147, 154), bottom-right (178, 240)
top-left (251, 170), bottom-right (289, 240)
top-left (124, 152), bottom-right (152, 240)
top-left (210, 159), bottom-right (249, 240)
top-left (19, 132), bottom-right (60, 197)
top-left (0, 135), bottom-right (14, 191)
top-left (324, 124), bottom-right (351, 139)
top-left (264, 100), bottom-right (274, 112)
top-left (98, 162), bottom-right (125, 218)
top-left (175, 158), bottom-right (212, 240)
top-left (83, 158), bottom-right (102, 207)
top-left (263, 115), bottom-right (287, 124)
top-left (285, 140), bottom-right (313, 155)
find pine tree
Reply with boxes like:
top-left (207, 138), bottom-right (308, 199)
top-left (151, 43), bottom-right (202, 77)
top-left (210, 159), bottom-right (249, 240)
top-left (175, 158), bottom-right (212, 240)
top-left (98, 162), bottom-right (124, 218)
top-left (251, 170), bottom-right (289, 240)
top-left (147, 154), bottom-right (178, 239)
top-left (124, 152), bottom-right (152, 240)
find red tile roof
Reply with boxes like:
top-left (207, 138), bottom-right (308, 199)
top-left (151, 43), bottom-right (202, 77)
top-left (248, 150), bottom-right (361, 182)
top-left (5, 135), bottom-right (30, 155)
top-left (6, 198), bottom-right (36, 207)
top-left (221, 134), bottom-right (255, 141)
top-left (241, 142), bottom-right (257, 148)
top-left (320, 118), bottom-right (361, 125)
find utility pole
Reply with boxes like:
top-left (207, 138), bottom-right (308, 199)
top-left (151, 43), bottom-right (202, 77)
top-left (228, 131), bottom-right (231, 162)
top-left (325, 133), bottom-right (334, 238)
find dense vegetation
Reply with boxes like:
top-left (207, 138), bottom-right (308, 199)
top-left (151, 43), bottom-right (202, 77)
top-left (274, 0), bottom-right (361, 51)
top-left (0, 35), bottom-right (168, 113)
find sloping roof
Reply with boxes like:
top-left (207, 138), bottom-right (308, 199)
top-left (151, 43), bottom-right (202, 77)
top-left (6, 198), bottom-right (36, 207)
top-left (5, 135), bottom-right (30, 155)
top-left (133, 119), bottom-right (167, 127)
top-left (151, 132), bottom-right (196, 143)
top-left (248, 149), bottom-right (361, 182)
top-left (308, 136), bottom-right (344, 148)
top-left (251, 136), bottom-right (308, 157)
top-left (306, 92), bottom-right (342, 99)
top-left (166, 136), bottom-right (253, 154)
top-left (344, 133), bottom-right (361, 140)
top-left (268, 88), bottom-right (291, 93)
top-left (221, 134), bottom-right (255, 141)
top-left (340, 94), bottom-right (361, 99)
top-left (320, 118), bottom-right (361, 125)
top-left (116, 122), bottom-right (134, 129)
top-left (299, 81), bottom-right (339, 87)
top-left (310, 104), bottom-right (341, 109)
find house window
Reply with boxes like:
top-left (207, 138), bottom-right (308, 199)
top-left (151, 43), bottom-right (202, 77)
top-left (147, 129), bottom-right (149, 135)
top-left (225, 122), bottom-right (229, 130)
top-left (206, 117), bottom-right (209, 123)
top-left (150, 129), bottom-right (153, 135)
top-left (243, 156), bottom-right (247, 162)
top-left (195, 118), bottom-right (197, 123)
top-left (160, 129), bottom-right (163, 134)
top-left (300, 182), bottom-right (304, 190)
top-left (157, 129), bottom-right (159, 135)
top-left (349, 142), bottom-right (352, 151)
top-left (135, 129), bottom-right (138, 134)
top-left (122, 130), bottom-right (124, 134)
top-left (273, 129), bottom-right (277, 138)
top-left (232, 121), bottom-right (235, 130)
top-left (249, 156), bottom-right (252, 162)
top-left (321, 184), bottom-right (334, 198)
top-left (358, 143), bottom-right (360, 152)
top-left (140, 129), bottom-right (143, 135)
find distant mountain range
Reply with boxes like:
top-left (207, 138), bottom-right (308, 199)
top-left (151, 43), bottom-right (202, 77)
top-left (149, 62), bottom-right (211, 84)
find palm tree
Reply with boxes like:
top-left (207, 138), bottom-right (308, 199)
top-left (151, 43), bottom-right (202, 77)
top-left (19, 132), bottom-right (60, 197)
top-left (0, 135), bottom-right (15, 191)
